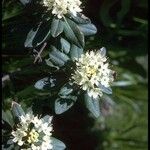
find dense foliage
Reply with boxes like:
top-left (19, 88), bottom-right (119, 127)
top-left (2, 0), bottom-right (148, 149)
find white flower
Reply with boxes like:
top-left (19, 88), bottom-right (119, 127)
top-left (11, 112), bottom-right (53, 150)
top-left (88, 88), bottom-right (102, 99)
top-left (41, 123), bottom-right (53, 136)
top-left (71, 47), bottom-right (115, 98)
top-left (32, 116), bottom-right (42, 128)
top-left (31, 144), bottom-right (40, 150)
top-left (12, 129), bottom-right (27, 146)
top-left (41, 141), bottom-right (53, 150)
top-left (20, 112), bottom-right (34, 126)
top-left (43, 0), bottom-right (82, 18)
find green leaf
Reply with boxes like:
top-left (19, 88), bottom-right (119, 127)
top-left (19, 0), bottom-right (31, 5)
top-left (59, 86), bottom-right (73, 96)
top-left (60, 38), bottom-right (70, 54)
top-left (55, 83), bottom-right (77, 114)
top-left (49, 46), bottom-right (70, 66)
top-left (50, 46), bottom-right (70, 62)
top-left (15, 85), bottom-right (37, 100)
top-left (99, 47), bottom-right (107, 57)
top-left (70, 44), bottom-right (83, 60)
top-left (2, 110), bottom-right (14, 127)
top-left (112, 81), bottom-right (135, 86)
top-left (78, 23), bottom-right (97, 36)
top-left (84, 93), bottom-right (100, 118)
top-left (49, 54), bottom-right (65, 67)
top-left (41, 115), bottom-right (53, 123)
top-left (63, 17), bottom-right (84, 48)
top-left (34, 77), bottom-right (56, 90)
top-left (11, 101), bottom-right (25, 118)
top-left (45, 58), bottom-right (60, 70)
top-left (55, 97), bottom-right (77, 114)
top-left (98, 84), bottom-right (112, 94)
top-left (68, 13), bottom-right (91, 24)
top-left (51, 18), bottom-right (64, 37)
top-left (51, 137), bottom-right (66, 150)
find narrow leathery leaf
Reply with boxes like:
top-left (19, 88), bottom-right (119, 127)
top-left (84, 93), bottom-right (100, 118)
top-left (98, 84), bottom-right (112, 94)
top-left (59, 86), bottom-right (73, 96)
top-left (2, 110), bottom-right (14, 127)
top-left (50, 46), bottom-right (70, 62)
top-left (60, 95), bottom-right (77, 100)
top-left (34, 77), bottom-right (48, 90)
top-left (55, 98), bottom-right (77, 114)
top-left (78, 23), bottom-right (97, 36)
top-left (51, 137), bottom-right (66, 150)
top-left (34, 77), bottom-right (56, 90)
top-left (42, 115), bottom-right (53, 123)
top-left (63, 17), bottom-right (85, 48)
top-left (24, 24), bottom-right (41, 48)
top-left (15, 86), bottom-right (38, 100)
top-left (99, 47), bottom-right (106, 57)
top-left (70, 44), bottom-right (83, 60)
top-left (51, 18), bottom-right (64, 37)
top-left (19, 0), bottom-right (31, 5)
top-left (112, 81), bottom-right (135, 86)
top-left (49, 54), bottom-right (65, 67)
top-left (60, 38), bottom-right (70, 54)
top-left (68, 13), bottom-right (91, 24)
top-left (11, 101), bottom-right (25, 118)
top-left (45, 59), bottom-right (60, 70)
top-left (33, 20), bottom-right (51, 47)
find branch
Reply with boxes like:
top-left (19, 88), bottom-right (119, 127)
top-left (33, 42), bottom-right (47, 64)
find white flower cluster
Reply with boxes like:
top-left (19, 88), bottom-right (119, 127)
top-left (43, 0), bottom-right (82, 18)
top-left (11, 112), bottom-right (53, 150)
top-left (71, 47), bottom-right (115, 99)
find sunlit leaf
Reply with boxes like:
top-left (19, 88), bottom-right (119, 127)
top-left (78, 23), bottom-right (97, 36)
top-left (34, 77), bottom-right (56, 90)
top-left (55, 97), bottom-right (77, 114)
top-left (19, 0), bottom-right (31, 5)
top-left (70, 44), bottom-right (83, 60)
top-left (68, 13), bottom-right (91, 24)
top-left (63, 17), bottom-right (84, 48)
top-left (11, 101), bottom-right (25, 118)
top-left (51, 18), bottom-right (64, 37)
top-left (49, 46), bottom-right (70, 67)
top-left (84, 93), bottom-right (100, 118)
top-left (60, 38), bottom-right (70, 54)
top-left (51, 137), bottom-right (66, 150)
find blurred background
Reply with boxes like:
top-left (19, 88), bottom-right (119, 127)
top-left (2, 0), bottom-right (148, 149)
